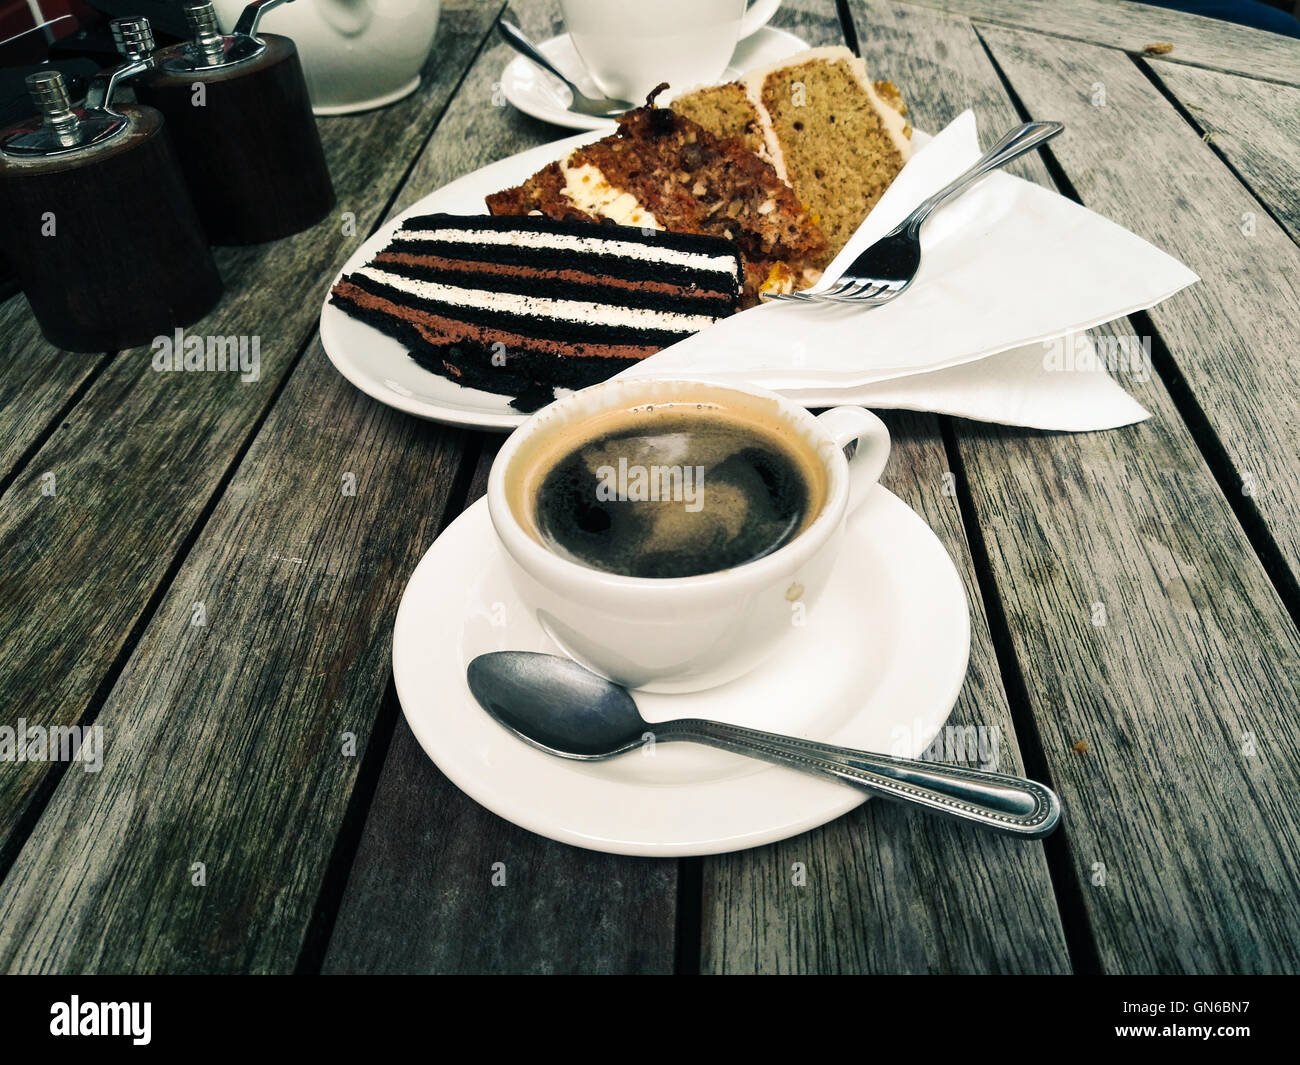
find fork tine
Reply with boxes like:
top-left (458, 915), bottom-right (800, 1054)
top-left (767, 279), bottom-right (854, 303)
top-left (815, 280), bottom-right (858, 298)
top-left (862, 288), bottom-right (904, 305)
top-left (855, 279), bottom-right (909, 302)
top-left (847, 287), bottom-right (898, 304)
top-left (839, 280), bottom-right (884, 300)
top-left (768, 276), bottom-right (911, 305)
top-left (823, 281), bottom-right (876, 302)
top-left (823, 283), bottom-right (902, 306)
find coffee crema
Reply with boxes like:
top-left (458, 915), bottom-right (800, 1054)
top-left (510, 399), bottom-right (828, 579)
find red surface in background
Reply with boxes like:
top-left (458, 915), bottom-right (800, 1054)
top-left (1, 0), bottom-right (96, 48)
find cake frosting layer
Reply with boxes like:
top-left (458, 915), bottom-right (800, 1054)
top-left (390, 224), bottom-right (735, 274)
top-left (558, 161), bottom-right (662, 228)
top-left (373, 251), bottom-right (736, 301)
top-left (350, 265), bottom-right (724, 336)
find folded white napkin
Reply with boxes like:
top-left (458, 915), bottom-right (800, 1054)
top-left (619, 110), bottom-right (1198, 430)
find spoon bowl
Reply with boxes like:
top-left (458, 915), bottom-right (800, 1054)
top-left (467, 651), bottom-right (647, 758)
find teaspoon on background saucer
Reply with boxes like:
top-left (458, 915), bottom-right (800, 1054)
top-left (467, 651), bottom-right (1061, 839)
top-left (497, 20), bottom-right (635, 119)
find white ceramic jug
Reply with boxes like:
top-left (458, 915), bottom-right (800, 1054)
top-left (211, 0), bottom-right (441, 114)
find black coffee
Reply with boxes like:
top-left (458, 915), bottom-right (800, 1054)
top-left (533, 406), bottom-right (816, 578)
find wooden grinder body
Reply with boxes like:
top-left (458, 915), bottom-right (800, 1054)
top-left (136, 34), bottom-right (334, 245)
top-left (0, 105), bottom-right (223, 352)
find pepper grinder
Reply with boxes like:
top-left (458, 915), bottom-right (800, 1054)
top-left (0, 19), bottom-right (223, 353)
top-left (134, 0), bottom-right (334, 245)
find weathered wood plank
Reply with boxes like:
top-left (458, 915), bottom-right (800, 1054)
top-left (0, 333), bottom-right (472, 973)
top-left (322, 0), bottom-right (681, 974)
top-left (700, 0), bottom-right (1068, 975)
top-left (0, 0), bottom-right (502, 868)
top-left (872, 9), bottom-right (1300, 971)
top-left (323, 443), bottom-right (678, 975)
top-left (323, 720), bottom-right (679, 974)
top-left (1146, 62), bottom-right (1300, 244)
top-left (892, 0), bottom-right (1300, 84)
top-left (976, 23), bottom-right (1300, 639)
top-left (0, 312), bottom-right (108, 484)
top-left (951, 319), bottom-right (1300, 973)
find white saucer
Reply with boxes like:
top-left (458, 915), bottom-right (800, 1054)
top-left (500, 27), bottom-right (809, 131)
top-left (311, 75), bottom-right (422, 117)
top-left (391, 488), bottom-right (970, 856)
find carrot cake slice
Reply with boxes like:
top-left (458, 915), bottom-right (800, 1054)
top-left (486, 87), bottom-right (828, 306)
top-left (673, 47), bottom-right (914, 256)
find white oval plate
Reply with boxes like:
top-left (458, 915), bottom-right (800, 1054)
top-left (318, 110), bottom-right (930, 432)
top-left (500, 26), bottom-right (809, 132)
top-left (392, 487), bottom-right (970, 856)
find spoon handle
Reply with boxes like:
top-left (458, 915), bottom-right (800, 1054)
top-left (658, 719), bottom-right (1061, 838)
top-left (497, 20), bottom-right (578, 93)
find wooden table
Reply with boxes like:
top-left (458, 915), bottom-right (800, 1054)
top-left (0, 0), bottom-right (1297, 975)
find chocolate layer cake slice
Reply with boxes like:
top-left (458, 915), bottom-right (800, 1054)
top-left (329, 213), bottom-right (743, 411)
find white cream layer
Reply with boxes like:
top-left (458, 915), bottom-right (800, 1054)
top-left (559, 161), bottom-right (662, 229)
top-left (739, 75), bottom-right (789, 183)
top-left (357, 266), bottom-right (721, 332)
top-left (391, 226), bottom-right (735, 278)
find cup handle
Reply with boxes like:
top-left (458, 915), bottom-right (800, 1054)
top-left (739, 0), bottom-right (782, 39)
top-left (815, 406), bottom-right (890, 515)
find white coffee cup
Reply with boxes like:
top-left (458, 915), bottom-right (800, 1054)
top-left (487, 377), bottom-right (890, 695)
top-left (560, 0), bottom-right (783, 104)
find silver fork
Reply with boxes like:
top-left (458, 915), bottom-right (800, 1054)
top-left (769, 120), bottom-right (1064, 306)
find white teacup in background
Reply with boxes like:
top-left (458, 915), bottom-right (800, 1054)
top-left (487, 377), bottom-right (889, 695)
top-left (560, 0), bottom-right (782, 103)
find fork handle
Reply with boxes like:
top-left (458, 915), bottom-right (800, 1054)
top-left (898, 120), bottom-right (1063, 235)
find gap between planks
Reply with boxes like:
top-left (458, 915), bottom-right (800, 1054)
top-left (0, 353), bottom-right (113, 503)
top-left (1132, 58), bottom-right (1300, 251)
top-left (293, 440), bottom-right (486, 974)
top-left (938, 417), bottom-right (1105, 974)
top-left (890, 0), bottom-right (1300, 88)
top-left (0, 322), bottom-right (319, 886)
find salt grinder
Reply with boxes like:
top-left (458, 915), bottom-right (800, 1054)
top-left (0, 19), bottom-right (223, 352)
top-left (134, 0), bottom-right (335, 245)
